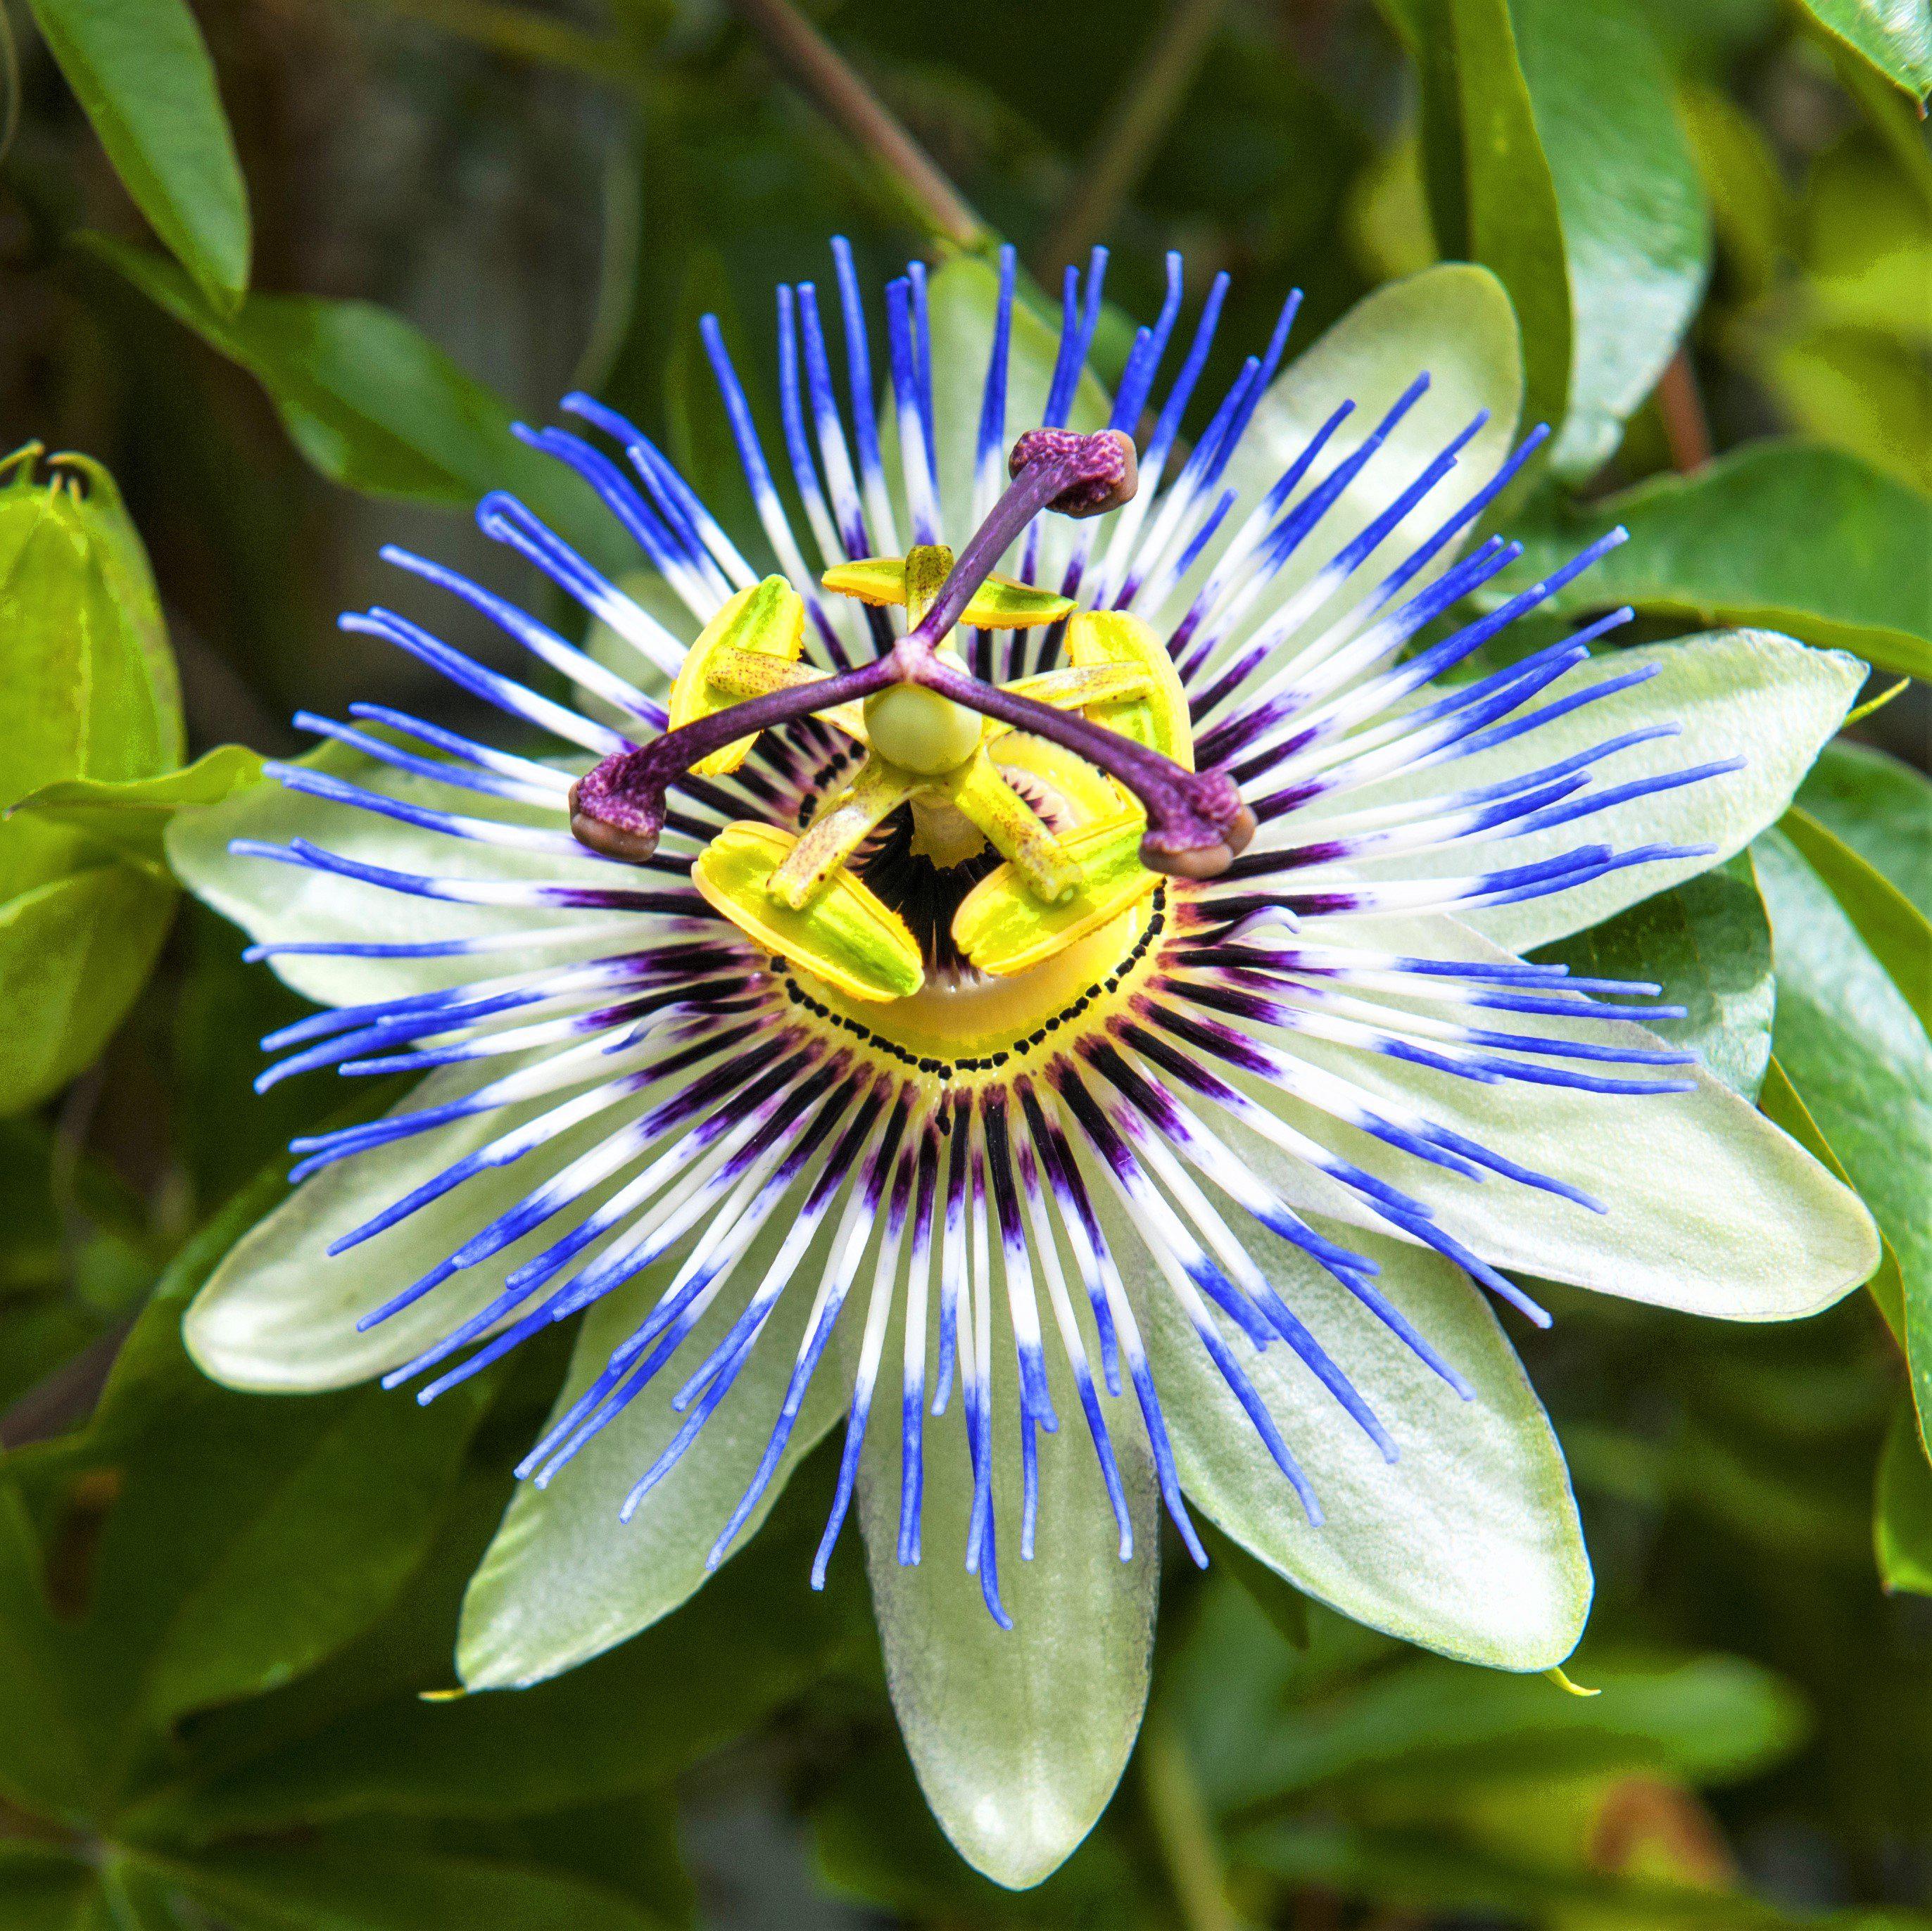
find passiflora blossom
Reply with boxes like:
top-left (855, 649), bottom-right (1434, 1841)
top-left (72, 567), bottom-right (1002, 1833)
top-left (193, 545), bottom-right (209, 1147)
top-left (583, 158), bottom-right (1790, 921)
top-left (173, 244), bottom-right (1878, 1887)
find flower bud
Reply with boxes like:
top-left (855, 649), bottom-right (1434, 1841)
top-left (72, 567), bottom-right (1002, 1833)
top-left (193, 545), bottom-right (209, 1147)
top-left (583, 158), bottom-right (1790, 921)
top-left (0, 447), bottom-right (182, 1110)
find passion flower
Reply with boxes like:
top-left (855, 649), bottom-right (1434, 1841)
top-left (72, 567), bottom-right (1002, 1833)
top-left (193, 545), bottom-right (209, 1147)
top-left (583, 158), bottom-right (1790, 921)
top-left (172, 243), bottom-right (1876, 1887)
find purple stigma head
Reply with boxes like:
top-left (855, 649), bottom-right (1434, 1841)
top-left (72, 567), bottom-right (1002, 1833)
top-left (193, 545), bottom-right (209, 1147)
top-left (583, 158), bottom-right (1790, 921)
top-left (1008, 428), bottom-right (1138, 518)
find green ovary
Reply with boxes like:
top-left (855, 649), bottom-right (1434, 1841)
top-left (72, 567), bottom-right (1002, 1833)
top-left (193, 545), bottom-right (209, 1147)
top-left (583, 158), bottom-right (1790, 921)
top-left (862, 651), bottom-right (985, 775)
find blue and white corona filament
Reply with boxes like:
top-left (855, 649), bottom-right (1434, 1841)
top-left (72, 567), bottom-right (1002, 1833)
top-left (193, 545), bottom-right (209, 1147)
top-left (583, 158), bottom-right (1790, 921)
top-left (210, 243), bottom-right (1781, 1630)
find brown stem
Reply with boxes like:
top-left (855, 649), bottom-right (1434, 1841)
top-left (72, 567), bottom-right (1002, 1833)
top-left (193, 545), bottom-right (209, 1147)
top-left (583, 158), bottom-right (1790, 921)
top-left (1655, 349), bottom-right (1711, 474)
top-left (1, 1319), bottom-right (134, 1448)
top-left (724, 0), bottom-right (987, 250)
top-left (1139, 1709), bottom-right (1246, 1931)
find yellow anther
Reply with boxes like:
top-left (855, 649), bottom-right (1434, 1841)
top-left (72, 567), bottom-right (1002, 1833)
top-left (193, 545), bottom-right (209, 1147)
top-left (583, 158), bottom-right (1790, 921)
top-left (902, 544), bottom-right (954, 628)
top-left (705, 646), bottom-right (826, 702)
top-left (996, 661), bottom-right (1153, 721)
top-left (667, 576), bottom-right (806, 777)
top-left (694, 821), bottom-right (923, 1004)
top-left (822, 555), bottom-right (1075, 630)
top-left (1067, 610), bottom-right (1194, 769)
top-left (952, 810), bottom-right (1152, 977)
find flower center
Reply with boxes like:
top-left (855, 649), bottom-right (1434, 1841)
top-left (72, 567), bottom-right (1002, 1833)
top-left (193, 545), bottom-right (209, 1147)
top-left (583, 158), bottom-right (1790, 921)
top-left (568, 430), bottom-right (1254, 1009)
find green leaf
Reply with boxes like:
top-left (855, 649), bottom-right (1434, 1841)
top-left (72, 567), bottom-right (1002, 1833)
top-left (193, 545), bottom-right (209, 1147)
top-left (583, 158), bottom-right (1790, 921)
top-left (93, 1856), bottom-right (211, 1931)
top-left (134, 1473), bottom-right (854, 1840)
top-left (473, 1798), bottom-right (695, 1931)
top-left (0, 1485), bottom-right (96, 1817)
top-left (1375, 0), bottom-right (1572, 436)
top-left (1744, 142), bottom-right (1932, 490)
top-left (24, 0), bottom-right (249, 307)
top-left (139, 1368), bottom-right (488, 1727)
top-left (1780, 804), bottom-right (1932, 1037)
top-left (1197, 1515), bottom-right (1310, 1651)
top-left (1510, 0), bottom-right (1711, 475)
top-left (1174, 1584), bottom-right (1802, 1817)
top-left (1798, 142), bottom-right (1932, 344)
top-left (1757, 1055), bottom-right (1908, 1343)
top-left (1796, 737), bottom-right (1932, 925)
top-left (11, 745), bottom-right (265, 866)
top-left (1753, 829), bottom-right (1932, 1455)
top-left (1831, 42), bottom-right (1932, 229)
top-left (0, 1181), bottom-right (286, 1819)
top-left (1876, 1398), bottom-right (1932, 1596)
top-left (1498, 441), bottom-right (1932, 678)
top-left (84, 237), bottom-right (610, 555)
top-left (0, 1851), bottom-right (97, 1931)
top-left (0, 860), bottom-right (175, 1116)
top-left (143, 1839), bottom-right (679, 1931)
top-left (1678, 84), bottom-right (1792, 303)
top-left (0, 1129), bottom-right (153, 1404)
top-left (65, 1153), bottom-right (301, 1445)
top-left (852, 1255), bottom-right (1159, 1890)
top-left (1532, 856), bottom-right (1774, 1100)
top-left (5, 1159), bottom-right (486, 1794)
top-left (1757, 322), bottom-right (1932, 497)
top-left (1237, 1815), bottom-right (1843, 1928)
top-left (1130, 1210), bottom-right (1590, 1673)
top-left (1797, 0), bottom-right (1932, 101)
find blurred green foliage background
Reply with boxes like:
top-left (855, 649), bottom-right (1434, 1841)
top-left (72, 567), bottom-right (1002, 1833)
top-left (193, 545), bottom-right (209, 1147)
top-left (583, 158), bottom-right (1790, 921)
top-left (1, 0), bottom-right (1931, 1924)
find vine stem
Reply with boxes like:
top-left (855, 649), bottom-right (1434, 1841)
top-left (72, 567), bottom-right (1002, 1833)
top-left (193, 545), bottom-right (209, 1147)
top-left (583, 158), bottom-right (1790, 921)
top-left (1655, 349), bottom-right (1711, 474)
top-left (724, 0), bottom-right (989, 250)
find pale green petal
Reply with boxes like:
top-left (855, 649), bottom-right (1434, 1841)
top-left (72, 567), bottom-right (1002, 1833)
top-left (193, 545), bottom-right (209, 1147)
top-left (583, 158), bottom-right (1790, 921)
top-left (457, 1234), bottom-right (849, 1690)
top-left (1121, 1203), bottom-right (1590, 1672)
top-left (1212, 910), bottom-right (1880, 1320)
top-left (1293, 630), bottom-right (1864, 953)
top-left (187, 1063), bottom-right (626, 1392)
top-left (854, 1251), bottom-right (1158, 1890)
top-left (1200, 264), bottom-right (1525, 628)
top-left (165, 748), bottom-right (612, 1009)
